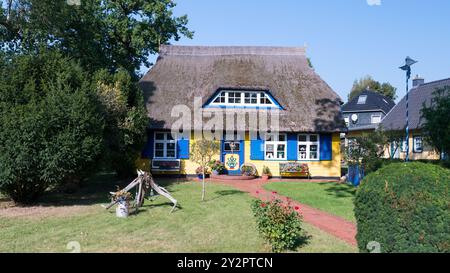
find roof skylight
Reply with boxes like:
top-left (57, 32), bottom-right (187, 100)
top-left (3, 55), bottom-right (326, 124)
top-left (357, 95), bottom-right (367, 104)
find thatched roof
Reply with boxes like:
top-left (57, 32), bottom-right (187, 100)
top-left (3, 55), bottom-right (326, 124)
top-left (139, 45), bottom-right (346, 133)
top-left (381, 78), bottom-right (450, 131)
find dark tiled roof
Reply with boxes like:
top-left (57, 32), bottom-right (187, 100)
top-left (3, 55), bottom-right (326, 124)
top-left (342, 90), bottom-right (396, 114)
top-left (381, 78), bottom-right (450, 131)
top-left (140, 45), bottom-right (346, 133)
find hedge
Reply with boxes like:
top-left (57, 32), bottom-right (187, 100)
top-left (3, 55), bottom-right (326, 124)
top-left (355, 162), bottom-right (450, 253)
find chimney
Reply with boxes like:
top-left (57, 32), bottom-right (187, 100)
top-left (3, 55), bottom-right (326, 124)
top-left (412, 75), bottom-right (425, 87)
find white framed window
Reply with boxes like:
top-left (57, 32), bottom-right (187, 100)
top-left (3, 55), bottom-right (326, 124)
top-left (413, 136), bottom-right (423, 153)
top-left (344, 117), bottom-right (349, 126)
top-left (298, 134), bottom-right (320, 161)
top-left (244, 92), bottom-right (258, 104)
top-left (259, 92), bottom-right (272, 105)
top-left (154, 132), bottom-right (177, 159)
top-left (371, 114), bottom-right (382, 124)
top-left (213, 92), bottom-right (226, 103)
top-left (210, 90), bottom-right (278, 107)
top-left (228, 91), bottom-right (242, 104)
top-left (264, 133), bottom-right (287, 160)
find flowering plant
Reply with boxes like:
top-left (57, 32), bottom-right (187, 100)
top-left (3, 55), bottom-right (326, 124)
top-left (251, 193), bottom-right (303, 252)
top-left (195, 166), bottom-right (210, 175)
top-left (208, 160), bottom-right (226, 174)
top-left (240, 163), bottom-right (257, 176)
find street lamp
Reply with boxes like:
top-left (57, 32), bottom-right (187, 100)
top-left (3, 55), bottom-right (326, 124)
top-left (399, 56), bottom-right (418, 162)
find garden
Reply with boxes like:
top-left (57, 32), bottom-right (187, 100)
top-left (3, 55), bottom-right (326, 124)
top-left (0, 173), bottom-right (356, 253)
top-left (264, 182), bottom-right (356, 223)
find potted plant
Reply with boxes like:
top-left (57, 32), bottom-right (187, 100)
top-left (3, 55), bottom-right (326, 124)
top-left (196, 166), bottom-right (210, 180)
top-left (261, 166), bottom-right (271, 181)
top-left (209, 160), bottom-right (226, 175)
top-left (241, 164), bottom-right (257, 177)
top-left (112, 190), bottom-right (132, 218)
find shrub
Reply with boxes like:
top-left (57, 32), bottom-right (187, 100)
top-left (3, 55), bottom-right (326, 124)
top-left (195, 166), bottom-right (209, 175)
top-left (208, 160), bottom-right (226, 174)
top-left (355, 162), bottom-right (450, 253)
top-left (94, 69), bottom-right (148, 178)
top-left (344, 130), bottom-right (388, 175)
top-left (251, 197), bottom-right (303, 252)
top-left (0, 51), bottom-right (104, 203)
top-left (262, 166), bottom-right (271, 176)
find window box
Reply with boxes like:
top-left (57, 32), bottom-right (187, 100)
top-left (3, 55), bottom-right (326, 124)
top-left (279, 162), bottom-right (310, 179)
top-left (151, 159), bottom-right (181, 171)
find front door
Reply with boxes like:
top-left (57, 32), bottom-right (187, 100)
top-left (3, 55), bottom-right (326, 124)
top-left (221, 139), bottom-right (245, 176)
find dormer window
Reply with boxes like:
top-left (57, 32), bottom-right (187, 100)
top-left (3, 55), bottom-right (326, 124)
top-left (357, 95), bottom-right (367, 104)
top-left (208, 90), bottom-right (280, 108)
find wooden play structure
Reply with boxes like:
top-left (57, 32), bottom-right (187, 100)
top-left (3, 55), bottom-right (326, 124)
top-left (103, 170), bottom-right (178, 213)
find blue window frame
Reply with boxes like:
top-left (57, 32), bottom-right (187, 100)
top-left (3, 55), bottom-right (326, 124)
top-left (205, 90), bottom-right (283, 109)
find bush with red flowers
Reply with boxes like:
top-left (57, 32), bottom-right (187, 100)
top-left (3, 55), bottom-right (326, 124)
top-left (251, 195), bottom-right (304, 252)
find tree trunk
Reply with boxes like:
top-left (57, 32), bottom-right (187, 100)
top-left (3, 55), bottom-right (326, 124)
top-left (201, 169), bottom-right (206, 201)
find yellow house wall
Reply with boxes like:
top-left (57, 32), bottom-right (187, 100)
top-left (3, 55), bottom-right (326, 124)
top-left (382, 130), bottom-right (440, 160)
top-left (137, 132), bottom-right (220, 175)
top-left (137, 131), bottom-right (341, 177)
top-left (244, 132), bottom-right (341, 177)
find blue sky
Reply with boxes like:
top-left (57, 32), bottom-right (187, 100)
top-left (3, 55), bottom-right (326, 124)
top-left (147, 0), bottom-right (450, 103)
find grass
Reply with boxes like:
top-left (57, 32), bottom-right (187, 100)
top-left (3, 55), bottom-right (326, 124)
top-left (0, 174), bottom-right (356, 253)
top-left (264, 182), bottom-right (357, 223)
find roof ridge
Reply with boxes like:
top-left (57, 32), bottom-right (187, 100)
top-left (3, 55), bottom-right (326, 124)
top-left (412, 77), bottom-right (450, 88)
top-left (362, 89), bottom-right (394, 101)
top-left (159, 45), bottom-right (307, 56)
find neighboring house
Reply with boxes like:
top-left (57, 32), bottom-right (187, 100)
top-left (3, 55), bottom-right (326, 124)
top-left (381, 76), bottom-right (450, 160)
top-left (342, 89), bottom-right (396, 137)
top-left (138, 45), bottom-right (346, 178)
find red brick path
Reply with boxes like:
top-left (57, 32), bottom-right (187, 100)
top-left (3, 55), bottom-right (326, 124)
top-left (210, 179), bottom-right (357, 246)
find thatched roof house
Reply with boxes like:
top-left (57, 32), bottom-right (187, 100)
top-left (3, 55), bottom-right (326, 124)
top-left (139, 45), bottom-right (346, 133)
top-left (138, 45), bottom-right (345, 178)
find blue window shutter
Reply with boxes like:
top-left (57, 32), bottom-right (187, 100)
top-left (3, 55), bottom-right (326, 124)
top-left (177, 137), bottom-right (190, 159)
top-left (320, 134), bottom-right (332, 161)
top-left (287, 133), bottom-right (298, 161)
top-left (141, 131), bottom-right (154, 159)
top-left (250, 136), bottom-right (265, 160)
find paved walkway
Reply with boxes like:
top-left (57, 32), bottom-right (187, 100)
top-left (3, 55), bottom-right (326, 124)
top-left (210, 179), bottom-right (357, 246)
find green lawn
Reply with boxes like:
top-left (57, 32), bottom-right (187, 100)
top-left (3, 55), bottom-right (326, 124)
top-left (0, 174), bottom-right (356, 253)
top-left (264, 182), bottom-right (357, 223)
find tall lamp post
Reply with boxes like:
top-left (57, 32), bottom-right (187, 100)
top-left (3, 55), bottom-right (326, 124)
top-left (399, 56), bottom-right (418, 162)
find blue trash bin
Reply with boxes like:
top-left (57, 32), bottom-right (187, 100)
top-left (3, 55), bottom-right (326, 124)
top-left (348, 164), bottom-right (364, 186)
